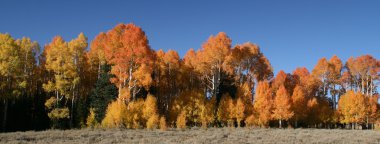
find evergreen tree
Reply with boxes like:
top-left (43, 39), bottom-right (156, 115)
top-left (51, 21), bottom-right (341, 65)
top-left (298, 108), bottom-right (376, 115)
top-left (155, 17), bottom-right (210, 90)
top-left (88, 64), bottom-right (117, 123)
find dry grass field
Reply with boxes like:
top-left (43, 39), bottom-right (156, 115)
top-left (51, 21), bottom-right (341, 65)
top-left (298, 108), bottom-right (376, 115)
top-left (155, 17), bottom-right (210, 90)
top-left (1, 128), bottom-right (380, 144)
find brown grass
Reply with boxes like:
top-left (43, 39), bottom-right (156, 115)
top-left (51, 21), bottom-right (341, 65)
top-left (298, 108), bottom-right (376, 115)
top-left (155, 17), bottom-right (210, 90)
top-left (0, 128), bottom-right (380, 144)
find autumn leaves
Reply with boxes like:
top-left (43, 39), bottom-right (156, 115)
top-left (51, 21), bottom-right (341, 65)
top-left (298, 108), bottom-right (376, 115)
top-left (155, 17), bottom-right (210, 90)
top-left (0, 22), bottom-right (379, 131)
top-left (43, 33), bottom-right (88, 128)
top-left (94, 23), bottom-right (379, 129)
top-left (89, 24), bottom-right (276, 129)
top-left (0, 34), bottom-right (40, 131)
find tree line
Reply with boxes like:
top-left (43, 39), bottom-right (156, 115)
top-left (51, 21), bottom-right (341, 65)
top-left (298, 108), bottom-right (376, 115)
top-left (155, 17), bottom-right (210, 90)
top-left (0, 23), bottom-right (379, 131)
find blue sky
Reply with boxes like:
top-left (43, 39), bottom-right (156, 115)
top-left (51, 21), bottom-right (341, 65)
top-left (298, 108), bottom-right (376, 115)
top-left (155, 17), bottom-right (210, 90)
top-left (1, 0), bottom-right (379, 74)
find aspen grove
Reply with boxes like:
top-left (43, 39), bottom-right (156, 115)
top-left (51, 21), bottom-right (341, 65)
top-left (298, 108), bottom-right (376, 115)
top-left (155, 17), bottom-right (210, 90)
top-left (0, 23), bottom-right (379, 131)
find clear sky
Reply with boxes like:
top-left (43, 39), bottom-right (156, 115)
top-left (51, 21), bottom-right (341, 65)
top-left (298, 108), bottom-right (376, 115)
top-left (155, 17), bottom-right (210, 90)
top-left (1, 0), bottom-right (379, 74)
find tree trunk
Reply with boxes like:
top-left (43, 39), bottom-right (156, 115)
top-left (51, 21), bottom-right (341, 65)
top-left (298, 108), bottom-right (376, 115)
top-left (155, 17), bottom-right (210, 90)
top-left (279, 119), bottom-right (282, 128)
top-left (56, 90), bottom-right (59, 106)
top-left (361, 77), bottom-right (364, 93)
top-left (366, 76), bottom-right (369, 95)
top-left (70, 89), bottom-right (75, 128)
top-left (366, 116), bottom-right (369, 129)
top-left (370, 77), bottom-right (373, 96)
top-left (97, 63), bottom-right (101, 79)
top-left (118, 69), bottom-right (122, 99)
top-left (2, 99), bottom-right (8, 132)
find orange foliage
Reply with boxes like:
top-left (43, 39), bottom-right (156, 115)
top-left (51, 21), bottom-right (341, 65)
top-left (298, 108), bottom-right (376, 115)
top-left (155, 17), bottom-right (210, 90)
top-left (291, 85), bottom-right (307, 125)
top-left (217, 94), bottom-right (233, 126)
top-left (253, 81), bottom-right (272, 127)
top-left (159, 116), bottom-right (168, 131)
top-left (292, 67), bottom-right (310, 86)
top-left (235, 98), bottom-right (245, 127)
top-left (195, 32), bottom-right (231, 97)
top-left (3, 23), bottom-right (380, 131)
top-left (143, 94), bottom-right (158, 121)
top-left (272, 85), bottom-right (294, 128)
top-left (102, 23), bottom-right (154, 100)
top-left (176, 110), bottom-right (187, 129)
top-left (338, 91), bottom-right (367, 125)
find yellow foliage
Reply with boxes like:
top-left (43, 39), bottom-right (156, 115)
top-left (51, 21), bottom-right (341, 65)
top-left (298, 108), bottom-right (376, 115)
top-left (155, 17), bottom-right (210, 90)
top-left (133, 64), bottom-right (153, 90)
top-left (124, 99), bottom-right (144, 129)
top-left (43, 34), bottom-right (86, 106)
top-left (142, 94), bottom-right (159, 129)
top-left (143, 94), bottom-right (158, 120)
top-left (217, 94), bottom-right (233, 126)
top-left (176, 110), bottom-right (187, 129)
top-left (119, 88), bottom-right (131, 102)
top-left (227, 98), bottom-right (235, 127)
top-left (42, 81), bottom-right (55, 93)
top-left (86, 108), bottom-right (99, 128)
top-left (102, 98), bottom-right (150, 129)
top-left (101, 100), bottom-right (127, 128)
top-left (44, 97), bottom-right (57, 110)
top-left (146, 114), bottom-right (159, 129)
top-left (235, 98), bottom-right (245, 127)
top-left (48, 108), bottom-right (70, 120)
top-left (245, 114), bottom-right (257, 128)
top-left (368, 95), bottom-right (379, 123)
top-left (170, 90), bottom-right (205, 126)
top-left (338, 91), bottom-right (367, 124)
top-left (19, 81), bottom-right (27, 89)
top-left (160, 116), bottom-right (168, 131)
top-left (236, 82), bottom-right (253, 116)
top-left (200, 97), bottom-right (215, 128)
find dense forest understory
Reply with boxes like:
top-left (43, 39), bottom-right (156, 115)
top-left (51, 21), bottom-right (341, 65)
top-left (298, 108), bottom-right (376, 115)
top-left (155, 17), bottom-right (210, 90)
top-left (0, 23), bottom-right (379, 132)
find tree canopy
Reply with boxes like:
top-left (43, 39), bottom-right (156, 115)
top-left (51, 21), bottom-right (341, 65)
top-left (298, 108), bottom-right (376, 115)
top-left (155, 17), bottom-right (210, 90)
top-left (0, 23), bottom-right (379, 132)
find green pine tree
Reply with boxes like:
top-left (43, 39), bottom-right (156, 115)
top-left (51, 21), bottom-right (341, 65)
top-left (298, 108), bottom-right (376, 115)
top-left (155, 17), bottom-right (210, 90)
top-left (88, 64), bottom-right (118, 123)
